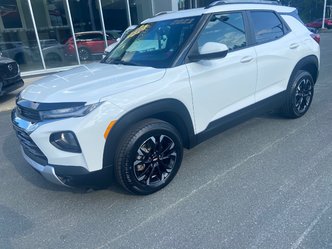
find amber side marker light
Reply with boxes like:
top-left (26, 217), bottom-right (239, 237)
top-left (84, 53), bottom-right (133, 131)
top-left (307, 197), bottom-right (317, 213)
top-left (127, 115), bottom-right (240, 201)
top-left (104, 120), bottom-right (117, 139)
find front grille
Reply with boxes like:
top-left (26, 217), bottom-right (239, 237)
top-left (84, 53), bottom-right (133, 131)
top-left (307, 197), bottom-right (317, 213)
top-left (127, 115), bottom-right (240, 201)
top-left (1, 62), bottom-right (19, 79)
top-left (13, 125), bottom-right (48, 165)
top-left (17, 105), bottom-right (41, 122)
top-left (2, 75), bottom-right (21, 87)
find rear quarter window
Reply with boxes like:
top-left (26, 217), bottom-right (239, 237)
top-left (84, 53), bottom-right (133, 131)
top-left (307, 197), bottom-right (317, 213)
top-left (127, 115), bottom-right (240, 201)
top-left (250, 11), bottom-right (285, 44)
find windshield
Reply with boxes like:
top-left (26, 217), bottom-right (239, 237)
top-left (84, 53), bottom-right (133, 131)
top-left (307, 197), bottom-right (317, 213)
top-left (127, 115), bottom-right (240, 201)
top-left (102, 16), bottom-right (200, 68)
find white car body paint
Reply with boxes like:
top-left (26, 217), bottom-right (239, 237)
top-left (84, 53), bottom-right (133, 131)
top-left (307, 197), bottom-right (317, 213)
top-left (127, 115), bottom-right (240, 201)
top-left (12, 3), bottom-right (320, 186)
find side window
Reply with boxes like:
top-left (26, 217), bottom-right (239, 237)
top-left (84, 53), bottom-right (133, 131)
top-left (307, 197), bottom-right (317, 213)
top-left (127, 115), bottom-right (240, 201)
top-left (250, 11), bottom-right (284, 44)
top-left (197, 12), bottom-right (247, 52)
top-left (95, 34), bottom-right (104, 41)
top-left (87, 34), bottom-right (103, 41)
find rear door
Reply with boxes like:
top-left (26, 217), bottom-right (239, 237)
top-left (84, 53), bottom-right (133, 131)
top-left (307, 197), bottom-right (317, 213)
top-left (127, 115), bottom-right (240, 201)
top-left (248, 10), bottom-right (300, 102)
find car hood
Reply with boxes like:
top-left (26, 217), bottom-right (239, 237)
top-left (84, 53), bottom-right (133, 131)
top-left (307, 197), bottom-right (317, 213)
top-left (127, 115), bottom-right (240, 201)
top-left (0, 57), bottom-right (15, 64)
top-left (21, 63), bottom-right (166, 103)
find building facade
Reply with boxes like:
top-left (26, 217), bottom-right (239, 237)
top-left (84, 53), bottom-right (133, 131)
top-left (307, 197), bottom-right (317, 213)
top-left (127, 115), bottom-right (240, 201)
top-left (0, 0), bottom-right (213, 76)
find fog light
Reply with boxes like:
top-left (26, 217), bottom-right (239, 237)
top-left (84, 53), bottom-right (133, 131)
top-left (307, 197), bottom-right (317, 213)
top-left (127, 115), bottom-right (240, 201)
top-left (50, 131), bottom-right (81, 153)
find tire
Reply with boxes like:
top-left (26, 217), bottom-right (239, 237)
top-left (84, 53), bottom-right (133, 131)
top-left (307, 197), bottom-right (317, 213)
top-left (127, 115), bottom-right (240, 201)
top-left (114, 119), bottom-right (183, 195)
top-left (14, 53), bottom-right (27, 65)
top-left (282, 70), bottom-right (314, 119)
top-left (45, 53), bottom-right (62, 65)
top-left (78, 47), bottom-right (90, 61)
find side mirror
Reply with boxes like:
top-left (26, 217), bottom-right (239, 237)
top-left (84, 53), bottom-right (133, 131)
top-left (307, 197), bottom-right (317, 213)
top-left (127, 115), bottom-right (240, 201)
top-left (188, 42), bottom-right (229, 62)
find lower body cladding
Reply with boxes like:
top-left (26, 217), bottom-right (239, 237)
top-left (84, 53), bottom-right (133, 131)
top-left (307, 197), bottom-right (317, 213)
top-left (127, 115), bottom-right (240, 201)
top-left (11, 102), bottom-right (120, 187)
top-left (20, 147), bottom-right (110, 187)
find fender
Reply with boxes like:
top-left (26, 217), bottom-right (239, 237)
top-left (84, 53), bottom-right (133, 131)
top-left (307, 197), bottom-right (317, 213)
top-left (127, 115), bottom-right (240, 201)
top-left (289, 55), bottom-right (319, 85)
top-left (102, 98), bottom-right (196, 168)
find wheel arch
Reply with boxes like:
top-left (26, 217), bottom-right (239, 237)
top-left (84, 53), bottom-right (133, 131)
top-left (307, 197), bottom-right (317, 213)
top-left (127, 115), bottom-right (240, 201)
top-left (102, 98), bottom-right (195, 169)
top-left (290, 55), bottom-right (319, 85)
top-left (44, 52), bottom-right (63, 61)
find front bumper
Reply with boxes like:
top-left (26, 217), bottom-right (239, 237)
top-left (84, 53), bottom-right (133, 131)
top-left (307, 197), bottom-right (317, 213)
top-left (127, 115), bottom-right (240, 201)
top-left (11, 109), bottom-right (90, 187)
top-left (0, 78), bottom-right (24, 96)
top-left (21, 148), bottom-right (69, 186)
top-left (11, 101), bottom-right (123, 186)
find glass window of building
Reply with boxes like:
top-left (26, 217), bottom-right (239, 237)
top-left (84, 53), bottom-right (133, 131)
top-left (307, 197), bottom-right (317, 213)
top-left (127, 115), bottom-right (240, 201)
top-left (129, 0), bottom-right (153, 25)
top-left (1, 0), bottom-right (23, 28)
top-left (196, 0), bottom-right (214, 7)
top-left (0, 0), bottom-right (43, 72)
top-left (0, 0), bottom-right (195, 75)
top-left (101, 0), bottom-right (129, 35)
top-left (68, 0), bottom-right (112, 63)
top-left (30, 0), bottom-right (79, 69)
top-left (178, 0), bottom-right (194, 10)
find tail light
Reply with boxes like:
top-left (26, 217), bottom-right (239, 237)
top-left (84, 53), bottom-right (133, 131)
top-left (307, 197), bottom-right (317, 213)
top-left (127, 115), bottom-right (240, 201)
top-left (310, 33), bottom-right (320, 44)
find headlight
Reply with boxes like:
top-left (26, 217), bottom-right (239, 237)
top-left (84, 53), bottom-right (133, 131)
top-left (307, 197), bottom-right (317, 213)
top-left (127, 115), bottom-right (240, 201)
top-left (39, 103), bottom-right (102, 120)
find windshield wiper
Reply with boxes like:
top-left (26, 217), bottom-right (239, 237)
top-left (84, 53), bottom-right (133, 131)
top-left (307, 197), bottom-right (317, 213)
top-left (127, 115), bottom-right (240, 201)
top-left (109, 59), bottom-right (140, 66)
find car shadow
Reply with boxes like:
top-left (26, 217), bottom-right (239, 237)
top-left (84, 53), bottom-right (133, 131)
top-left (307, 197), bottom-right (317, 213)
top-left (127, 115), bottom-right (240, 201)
top-left (3, 133), bottom-right (74, 193)
top-left (258, 111), bottom-right (284, 120)
top-left (0, 204), bottom-right (33, 249)
top-left (0, 92), bottom-right (17, 104)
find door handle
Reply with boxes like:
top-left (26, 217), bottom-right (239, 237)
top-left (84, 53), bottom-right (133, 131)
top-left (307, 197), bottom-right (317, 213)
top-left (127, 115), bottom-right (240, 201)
top-left (289, 43), bottom-right (299, 49)
top-left (240, 56), bottom-right (254, 63)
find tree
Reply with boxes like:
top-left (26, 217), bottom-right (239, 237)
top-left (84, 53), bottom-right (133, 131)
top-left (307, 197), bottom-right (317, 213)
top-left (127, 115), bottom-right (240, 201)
top-left (281, 0), bottom-right (329, 22)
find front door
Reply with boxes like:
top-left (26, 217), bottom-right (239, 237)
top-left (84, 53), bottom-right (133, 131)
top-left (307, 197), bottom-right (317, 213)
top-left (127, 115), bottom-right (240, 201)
top-left (186, 12), bottom-right (257, 133)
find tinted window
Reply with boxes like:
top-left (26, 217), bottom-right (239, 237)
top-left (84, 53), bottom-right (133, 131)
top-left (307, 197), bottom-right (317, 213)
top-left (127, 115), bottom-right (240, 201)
top-left (77, 33), bottom-right (103, 40)
top-left (197, 12), bottom-right (247, 52)
top-left (251, 11), bottom-right (284, 44)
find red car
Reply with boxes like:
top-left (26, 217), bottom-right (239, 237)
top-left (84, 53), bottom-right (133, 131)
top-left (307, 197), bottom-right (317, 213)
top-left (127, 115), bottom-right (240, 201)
top-left (306, 18), bottom-right (332, 29)
top-left (65, 31), bottom-right (116, 61)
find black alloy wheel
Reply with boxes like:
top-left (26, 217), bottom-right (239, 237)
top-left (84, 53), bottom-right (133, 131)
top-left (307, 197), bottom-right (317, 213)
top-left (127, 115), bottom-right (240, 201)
top-left (133, 134), bottom-right (177, 186)
top-left (282, 70), bottom-right (314, 118)
top-left (114, 119), bottom-right (183, 195)
top-left (294, 76), bottom-right (313, 114)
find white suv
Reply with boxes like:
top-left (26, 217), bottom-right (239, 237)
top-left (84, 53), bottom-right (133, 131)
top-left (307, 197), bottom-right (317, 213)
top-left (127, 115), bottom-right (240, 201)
top-left (12, 1), bottom-right (320, 195)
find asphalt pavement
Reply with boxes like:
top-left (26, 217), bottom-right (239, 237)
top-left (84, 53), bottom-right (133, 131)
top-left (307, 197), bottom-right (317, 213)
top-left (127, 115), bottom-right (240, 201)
top-left (0, 33), bottom-right (332, 249)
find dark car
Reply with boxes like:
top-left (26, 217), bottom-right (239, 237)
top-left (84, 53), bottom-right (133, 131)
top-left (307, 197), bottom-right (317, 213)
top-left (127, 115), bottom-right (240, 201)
top-left (0, 42), bottom-right (31, 65)
top-left (0, 56), bottom-right (24, 96)
top-left (306, 18), bottom-right (332, 29)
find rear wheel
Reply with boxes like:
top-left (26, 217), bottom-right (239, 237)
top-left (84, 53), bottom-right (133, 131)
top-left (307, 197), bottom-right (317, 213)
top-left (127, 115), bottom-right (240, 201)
top-left (114, 119), bottom-right (183, 195)
top-left (282, 70), bottom-right (314, 118)
top-left (45, 53), bottom-right (62, 65)
top-left (78, 47), bottom-right (90, 61)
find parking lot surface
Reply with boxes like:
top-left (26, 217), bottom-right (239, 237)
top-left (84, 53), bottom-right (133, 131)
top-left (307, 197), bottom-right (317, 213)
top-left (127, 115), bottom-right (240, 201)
top-left (1, 33), bottom-right (332, 249)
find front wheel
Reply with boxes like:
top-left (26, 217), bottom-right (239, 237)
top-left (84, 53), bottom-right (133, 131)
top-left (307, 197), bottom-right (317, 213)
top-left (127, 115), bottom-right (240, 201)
top-left (114, 119), bottom-right (183, 195)
top-left (282, 70), bottom-right (314, 119)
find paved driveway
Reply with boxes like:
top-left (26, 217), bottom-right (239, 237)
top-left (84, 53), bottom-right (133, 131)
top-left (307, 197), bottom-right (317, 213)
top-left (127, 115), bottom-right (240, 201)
top-left (0, 33), bottom-right (332, 249)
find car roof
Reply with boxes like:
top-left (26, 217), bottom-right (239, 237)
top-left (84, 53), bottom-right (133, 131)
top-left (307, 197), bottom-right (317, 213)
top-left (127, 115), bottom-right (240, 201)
top-left (142, 4), bottom-right (295, 23)
top-left (75, 31), bottom-right (103, 35)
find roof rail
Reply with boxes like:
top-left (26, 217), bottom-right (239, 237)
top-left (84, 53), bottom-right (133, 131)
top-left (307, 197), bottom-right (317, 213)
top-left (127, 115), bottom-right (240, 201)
top-left (154, 11), bottom-right (174, 17)
top-left (206, 0), bottom-right (281, 8)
